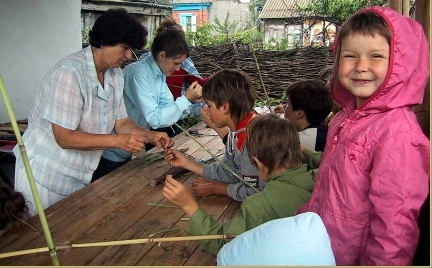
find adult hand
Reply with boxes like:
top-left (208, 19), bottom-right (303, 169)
top-left (115, 134), bottom-right (146, 153)
top-left (163, 175), bottom-right (199, 216)
top-left (145, 131), bottom-right (174, 149)
top-left (184, 81), bottom-right (203, 103)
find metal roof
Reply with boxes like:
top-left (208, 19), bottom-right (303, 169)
top-left (258, 0), bottom-right (313, 19)
top-left (82, 0), bottom-right (172, 11)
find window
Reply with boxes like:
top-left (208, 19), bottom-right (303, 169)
top-left (180, 13), bottom-right (197, 32)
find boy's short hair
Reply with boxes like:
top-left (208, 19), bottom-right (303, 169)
top-left (89, 8), bottom-right (148, 50)
top-left (202, 69), bottom-right (255, 125)
top-left (246, 114), bottom-right (303, 174)
top-left (285, 79), bottom-right (333, 126)
top-left (318, 66), bottom-right (333, 84)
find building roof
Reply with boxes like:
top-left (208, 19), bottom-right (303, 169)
top-left (258, 0), bottom-right (313, 19)
top-left (82, 0), bottom-right (172, 12)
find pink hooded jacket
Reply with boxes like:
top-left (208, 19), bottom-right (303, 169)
top-left (298, 6), bottom-right (430, 265)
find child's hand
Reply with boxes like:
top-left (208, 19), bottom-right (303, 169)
top-left (191, 177), bottom-right (227, 197)
top-left (164, 149), bottom-right (188, 168)
top-left (199, 106), bottom-right (213, 128)
top-left (163, 175), bottom-right (199, 216)
top-left (273, 104), bottom-right (285, 114)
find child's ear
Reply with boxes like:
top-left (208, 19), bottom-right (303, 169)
top-left (296, 109), bottom-right (305, 119)
top-left (222, 102), bottom-right (230, 114)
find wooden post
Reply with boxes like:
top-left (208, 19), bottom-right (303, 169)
top-left (388, 0), bottom-right (410, 16)
top-left (411, 0), bottom-right (430, 138)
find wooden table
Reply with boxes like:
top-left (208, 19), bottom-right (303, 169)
top-left (0, 122), bottom-right (241, 266)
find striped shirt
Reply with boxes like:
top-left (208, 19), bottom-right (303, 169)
top-left (13, 46), bottom-right (128, 195)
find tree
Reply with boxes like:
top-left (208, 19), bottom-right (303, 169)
top-left (246, 0), bottom-right (265, 29)
top-left (302, 0), bottom-right (388, 25)
top-left (213, 11), bottom-right (238, 42)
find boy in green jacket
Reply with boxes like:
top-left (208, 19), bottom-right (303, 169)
top-left (163, 114), bottom-right (316, 254)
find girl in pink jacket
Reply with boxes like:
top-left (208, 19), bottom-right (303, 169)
top-left (298, 6), bottom-right (430, 265)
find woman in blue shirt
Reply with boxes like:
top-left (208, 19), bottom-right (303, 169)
top-left (94, 19), bottom-right (202, 181)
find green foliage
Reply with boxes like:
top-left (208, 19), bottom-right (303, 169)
top-left (185, 24), bottom-right (214, 46)
top-left (185, 24), bottom-right (263, 48)
top-left (263, 37), bottom-right (292, 51)
top-left (246, 0), bottom-right (264, 29)
top-left (254, 95), bottom-right (285, 107)
top-left (301, 0), bottom-right (388, 25)
top-left (179, 115), bottom-right (202, 129)
top-left (213, 11), bottom-right (238, 36)
top-left (82, 27), bottom-right (91, 43)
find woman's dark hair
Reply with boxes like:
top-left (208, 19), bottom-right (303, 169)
top-left (202, 69), bottom-right (255, 125)
top-left (0, 186), bottom-right (29, 231)
top-left (151, 19), bottom-right (189, 59)
top-left (89, 8), bottom-right (148, 49)
top-left (246, 114), bottom-right (303, 174)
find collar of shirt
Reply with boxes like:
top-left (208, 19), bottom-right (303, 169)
top-left (85, 46), bottom-right (116, 100)
top-left (85, 46), bottom-right (99, 90)
top-left (150, 56), bottom-right (165, 77)
top-left (181, 57), bottom-right (202, 78)
top-left (267, 164), bottom-right (308, 182)
top-left (235, 112), bottom-right (255, 150)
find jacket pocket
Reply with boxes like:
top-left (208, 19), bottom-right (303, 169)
top-left (319, 205), bottom-right (369, 265)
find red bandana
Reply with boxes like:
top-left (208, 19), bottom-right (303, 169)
top-left (235, 112), bottom-right (255, 150)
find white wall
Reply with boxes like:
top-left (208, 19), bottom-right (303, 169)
top-left (0, 0), bottom-right (81, 123)
top-left (210, 0), bottom-right (252, 30)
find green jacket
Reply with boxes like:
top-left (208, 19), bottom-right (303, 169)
top-left (185, 164), bottom-right (316, 255)
top-left (302, 148), bottom-right (323, 169)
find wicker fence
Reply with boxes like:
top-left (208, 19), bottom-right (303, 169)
top-left (135, 44), bottom-right (335, 100)
top-left (189, 44), bottom-right (335, 99)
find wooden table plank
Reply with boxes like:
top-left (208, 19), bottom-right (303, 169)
top-left (0, 121), bottom-right (242, 266)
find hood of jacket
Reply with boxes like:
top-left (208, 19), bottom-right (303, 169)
top-left (331, 6), bottom-right (430, 116)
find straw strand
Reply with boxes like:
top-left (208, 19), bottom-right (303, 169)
top-left (0, 234), bottom-right (236, 259)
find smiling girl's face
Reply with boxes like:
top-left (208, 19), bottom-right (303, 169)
top-left (338, 32), bottom-right (390, 108)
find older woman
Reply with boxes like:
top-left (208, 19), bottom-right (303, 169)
top-left (95, 19), bottom-right (202, 180)
top-left (13, 9), bottom-right (173, 216)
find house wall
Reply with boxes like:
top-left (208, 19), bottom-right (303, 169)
top-left (263, 18), bottom-right (336, 48)
top-left (81, 1), bottom-right (172, 45)
top-left (0, 0), bottom-right (81, 123)
top-left (172, 10), bottom-right (209, 27)
top-left (263, 19), bottom-right (286, 44)
top-left (209, 0), bottom-right (252, 30)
